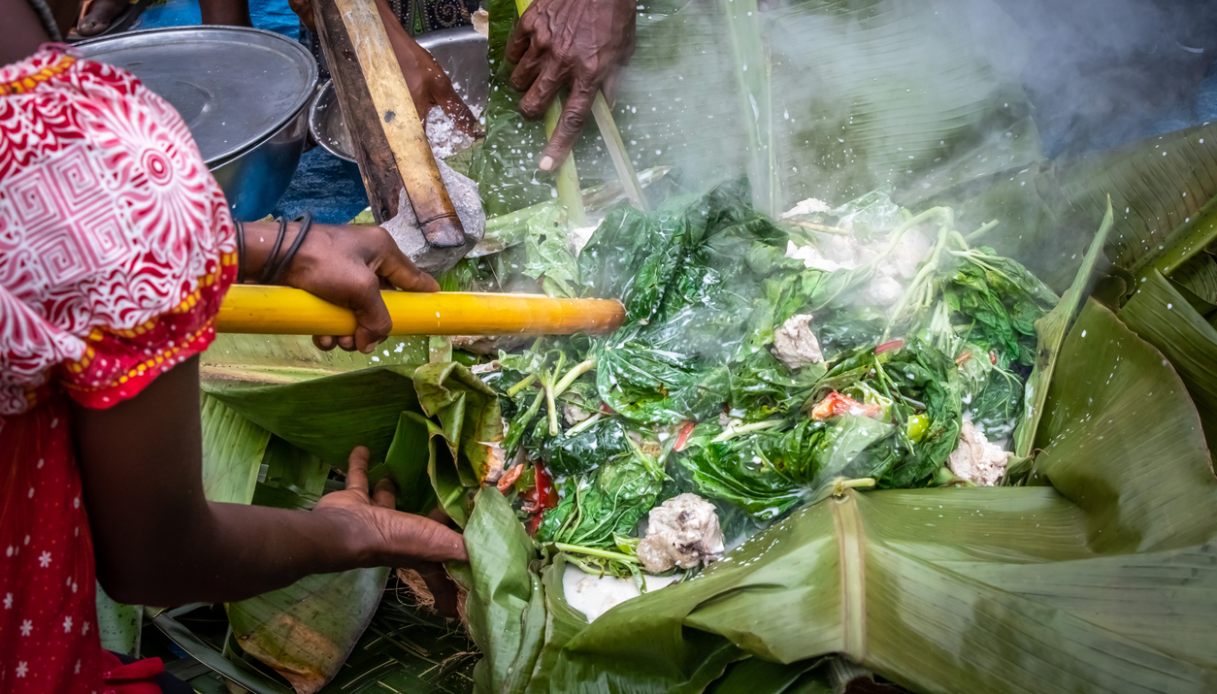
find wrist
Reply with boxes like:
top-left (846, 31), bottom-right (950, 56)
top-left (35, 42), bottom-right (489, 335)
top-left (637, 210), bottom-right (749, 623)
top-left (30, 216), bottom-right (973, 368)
top-left (311, 506), bottom-right (383, 568)
top-left (239, 215), bottom-right (316, 285)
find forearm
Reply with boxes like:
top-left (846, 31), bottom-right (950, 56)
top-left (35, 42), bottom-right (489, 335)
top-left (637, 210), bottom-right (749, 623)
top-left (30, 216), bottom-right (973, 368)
top-left (111, 501), bottom-right (373, 606)
top-left (200, 0), bottom-right (251, 26)
top-left (77, 359), bottom-right (368, 606)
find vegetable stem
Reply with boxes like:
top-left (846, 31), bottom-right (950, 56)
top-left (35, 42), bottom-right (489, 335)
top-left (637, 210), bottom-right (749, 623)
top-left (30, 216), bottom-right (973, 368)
top-left (553, 542), bottom-right (640, 564)
top-left (553, 357), bottom-right (597, 397)
top-left (712, 419), bottom-right (785, 443)
top-left (506, 373), bottom-right (538, 398)
top-left (545, 376), bottom-right (559, 437)
top-left (566, 412), bottom-right (603, 437)
top-left (831, 477), bottom-right (877, 496)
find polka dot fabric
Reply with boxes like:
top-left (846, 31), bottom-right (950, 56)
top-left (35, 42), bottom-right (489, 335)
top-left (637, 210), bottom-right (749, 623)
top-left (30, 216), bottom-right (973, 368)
top-left (0, 45), bottom-right (236, 691)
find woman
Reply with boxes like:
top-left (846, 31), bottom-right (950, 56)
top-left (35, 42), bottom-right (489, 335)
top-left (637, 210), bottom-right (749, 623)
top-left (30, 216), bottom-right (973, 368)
top-left (0, 0), bottom-right (467, 691)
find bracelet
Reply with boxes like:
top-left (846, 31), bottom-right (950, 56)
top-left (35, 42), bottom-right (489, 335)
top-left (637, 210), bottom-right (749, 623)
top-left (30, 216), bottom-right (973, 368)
top-left (266, 212), bottom-right (315, 285)
top-left (258, 216), bottom-right (290, 285)
top-left (234, 220), bottom-right (246, 282)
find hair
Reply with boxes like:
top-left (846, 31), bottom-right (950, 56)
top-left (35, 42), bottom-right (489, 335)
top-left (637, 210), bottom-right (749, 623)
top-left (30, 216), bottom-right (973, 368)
top-left (27, 0), bottom-right (65, 42)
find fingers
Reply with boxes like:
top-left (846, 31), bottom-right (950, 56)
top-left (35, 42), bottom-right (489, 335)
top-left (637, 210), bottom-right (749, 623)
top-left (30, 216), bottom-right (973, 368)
top-left (375, 230), bottom-right (441, 293)
top-left (519, 63), bottom-right (566, 122)
top-left (504, 17), bottom-right (533, 64)
top-left (349, 274), bottom-right (393, 353)
top-left (345, 446), bottom-right (371, 493)
top-left (372, 478), bottom-right (396, 509)
top-left (603, 70), bottom-right (623, 107)
top-left (443, 97), bottom-right (485, 141)
top-left (539, 80), bottom-right (596, 172)
top-left (402, 516), bottom-right (469, 562)
top-left (509, 43), bottom-right (545, 93)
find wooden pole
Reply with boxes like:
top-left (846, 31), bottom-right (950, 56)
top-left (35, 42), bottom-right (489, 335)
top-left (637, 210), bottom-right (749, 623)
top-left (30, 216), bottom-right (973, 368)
top-left (216, 286), bottom-right (626, 336)
top-left (313, 0), bottom-right (465, 248)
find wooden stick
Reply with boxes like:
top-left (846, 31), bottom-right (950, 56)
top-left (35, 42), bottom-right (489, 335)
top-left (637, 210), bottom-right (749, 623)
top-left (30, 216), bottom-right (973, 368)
top-left (315, 0), bottom-right (465, 247)
top-left (216, 286), bottom-right (625, 336)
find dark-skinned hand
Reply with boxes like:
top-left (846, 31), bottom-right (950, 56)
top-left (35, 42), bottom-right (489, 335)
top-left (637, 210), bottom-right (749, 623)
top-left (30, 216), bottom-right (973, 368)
top-left (241, 221), bottom-right (439, 353)
top-left (314, 447), bottom-right (467, 564)
top-left (288, 0), bottom-right (482, 139)
top-left (506, 0), bottom-right (637, 171)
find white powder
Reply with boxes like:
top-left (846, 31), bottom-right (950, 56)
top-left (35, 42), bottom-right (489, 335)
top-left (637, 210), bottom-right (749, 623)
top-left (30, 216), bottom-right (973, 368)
top-left (425, 105), bottom-right (483, 160)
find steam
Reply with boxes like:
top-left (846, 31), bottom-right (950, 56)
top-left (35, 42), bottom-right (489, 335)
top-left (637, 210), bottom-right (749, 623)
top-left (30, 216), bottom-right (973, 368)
top-left (962, 0), bottom-right (1217, 156)
top-left (613, 0), bottom-right (1217, 210)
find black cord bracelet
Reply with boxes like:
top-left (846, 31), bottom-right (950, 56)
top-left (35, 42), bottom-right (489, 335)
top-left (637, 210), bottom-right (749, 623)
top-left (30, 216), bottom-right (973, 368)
top-left (234, 220), bottom-right (246, 282)
top-left (258, 216), bottom-right (290, 285)
top-left (266, 212), bottom-right (315, 285)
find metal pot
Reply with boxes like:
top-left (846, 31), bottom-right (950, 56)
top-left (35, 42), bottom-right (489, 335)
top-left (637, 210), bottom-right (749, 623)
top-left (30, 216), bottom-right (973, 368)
top-left (76, 27), bottom-right (318, 221)
top-left (309, 27), bottom-right (489, 163)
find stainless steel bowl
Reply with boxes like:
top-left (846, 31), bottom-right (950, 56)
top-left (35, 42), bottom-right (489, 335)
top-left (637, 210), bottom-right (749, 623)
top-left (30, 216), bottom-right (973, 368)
top-left (310, 27), bottom-right (489, 162)
top-left (76, 27), bottom-right (318, 220)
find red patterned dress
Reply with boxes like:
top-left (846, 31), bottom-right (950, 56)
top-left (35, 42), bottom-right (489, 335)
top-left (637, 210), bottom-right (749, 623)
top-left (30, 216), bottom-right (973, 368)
top-left (0, 45), bottom-right (237, 691)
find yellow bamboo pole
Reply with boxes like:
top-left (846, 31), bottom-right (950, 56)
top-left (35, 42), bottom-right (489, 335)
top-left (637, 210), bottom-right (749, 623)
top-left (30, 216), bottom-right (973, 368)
top-left (215, 285), bottom-right (625, 336)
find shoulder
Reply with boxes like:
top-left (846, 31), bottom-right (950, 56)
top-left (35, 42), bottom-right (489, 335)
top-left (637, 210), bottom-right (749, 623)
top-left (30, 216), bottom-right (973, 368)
top-left (0, 45), bottom-right (237, 414)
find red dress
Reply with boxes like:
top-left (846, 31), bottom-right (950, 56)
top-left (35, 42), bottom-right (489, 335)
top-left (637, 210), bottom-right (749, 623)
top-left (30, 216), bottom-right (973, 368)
top-left (0, 45), bottom-right (236, 692)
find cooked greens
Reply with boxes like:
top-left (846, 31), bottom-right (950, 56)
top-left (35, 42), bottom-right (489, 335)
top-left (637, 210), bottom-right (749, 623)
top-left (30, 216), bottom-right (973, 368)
top-left (484, 181), bottom-right (1057, 570)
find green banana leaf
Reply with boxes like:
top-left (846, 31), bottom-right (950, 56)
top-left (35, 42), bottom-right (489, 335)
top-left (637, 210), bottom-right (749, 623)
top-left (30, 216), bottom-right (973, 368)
top-left (1012, 199), bottom-right (1113, 458)
top-left (196, 342), bottom-right (500, 692)
top-left (456, 300), bottom-right (1217, 693)
top-left (475, 0), bottom-right (1043, 217)
top-left (1120, 270), bottom-right (1217, 453)
top-left (945, 122), bottom-right (1217, 291)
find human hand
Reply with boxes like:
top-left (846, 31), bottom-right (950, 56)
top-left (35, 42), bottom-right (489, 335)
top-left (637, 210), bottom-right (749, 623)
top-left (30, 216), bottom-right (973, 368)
top-left (240, 219), bottom-right (440, 353)
top-left (315, 447), bottom-right (468, 564)
top-left (290, 0), bottom-right (482, 140)
top-left (282, 223), bottom-right (441, 353)
top-left (393, 34), bottom-right (484, 141)
top-left (506, 0), bottom-right (637, 171)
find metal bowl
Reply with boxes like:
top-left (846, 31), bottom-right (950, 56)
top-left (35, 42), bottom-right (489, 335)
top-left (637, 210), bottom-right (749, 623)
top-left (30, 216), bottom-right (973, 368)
top-left (310, 27), bottom-right (489, 163)
top-left (76, 27), bottom-right (318, 220)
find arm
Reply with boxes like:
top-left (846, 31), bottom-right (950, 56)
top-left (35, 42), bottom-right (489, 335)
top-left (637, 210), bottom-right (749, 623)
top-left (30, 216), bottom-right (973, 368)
top-left (288, 0), bottom-right (481, 138)
top-left (506, 0), bottom-right (638, 171)
top-left (75, 357), bottom-right (464, 606)
top-left (199, 0), bottom-right (252, 26)
top-left (78, 220), bottom-right (456, 606)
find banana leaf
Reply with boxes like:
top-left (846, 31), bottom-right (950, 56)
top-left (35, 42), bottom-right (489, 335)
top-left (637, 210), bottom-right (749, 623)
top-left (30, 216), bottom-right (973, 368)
top-left (945, 122), bottom-right (1217, 291)
top-left (474, 0), bottom-right (1043, 217)
top-left (227, 568), bottom-right (389, 694)
top-left (456, 300), bottom-right (1217, 693)
top-left (1120, 270), bottom-right (1217, 454)
top-left (197, 341), bottom-right (501, 692)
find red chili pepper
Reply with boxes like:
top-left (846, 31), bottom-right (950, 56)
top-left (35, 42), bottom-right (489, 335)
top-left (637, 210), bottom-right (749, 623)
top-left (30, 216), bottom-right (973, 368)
top-left (811, 391), bottom-right (884, 421)
top-left (674, 420), bottom-right (696, 452)
top-left (522, 462), bottom-right (558, 534)
top-left (875, 339), bottom-right (905, 355)
top-left (989, 351), bottom-right (998, 365)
